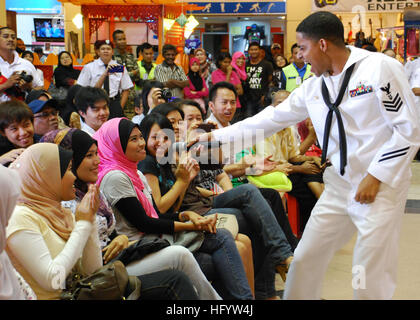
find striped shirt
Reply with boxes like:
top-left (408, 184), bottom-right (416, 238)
top-left (154, 61), bottom-right (188, 99)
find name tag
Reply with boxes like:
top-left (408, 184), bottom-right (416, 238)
top-left (143, 73), bottom-right (149, 80)
top-left (296, 77), bottom-right (302, 86)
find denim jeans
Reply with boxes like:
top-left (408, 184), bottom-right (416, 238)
top-left (212, 184), bottom-right (294, 265)
top-left (206, 207), bottom-right (276, 299)
top-left (138, 269), bottom-right (199, 300)
top-left (199, 228), bottom-right (254, 300)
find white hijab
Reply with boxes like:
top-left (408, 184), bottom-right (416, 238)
top-left (0, 164), bottom-right (28, 300)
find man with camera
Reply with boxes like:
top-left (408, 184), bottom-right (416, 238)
top-left (154, 44), bottom-right (189, 99)
top-left (0, 27), bottom-right (43, 102)
top-left (77, 40), bottom-right (133, 119)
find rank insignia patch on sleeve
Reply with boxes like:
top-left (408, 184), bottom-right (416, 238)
top-left (380, 82), bottom-right (403, 113)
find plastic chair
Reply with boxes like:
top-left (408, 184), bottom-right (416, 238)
top-left (81, 53), bottom-right (95, 65)
top-left (44, 53), bottom-right (58, 65)
top-left (284, 193), bottom-right (302, 238)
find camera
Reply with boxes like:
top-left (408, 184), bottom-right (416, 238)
top-left (161, 88), bottom-right (173, 102)
top-left (108, 65), bottom-right (124, 73)
top-left (18, 71), bottom-right (33, 83)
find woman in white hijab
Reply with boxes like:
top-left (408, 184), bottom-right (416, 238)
top-left (0, 164), bottom-right (36, 300)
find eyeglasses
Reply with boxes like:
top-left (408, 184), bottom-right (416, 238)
top-left (34, 110), bottom-right (59, 118)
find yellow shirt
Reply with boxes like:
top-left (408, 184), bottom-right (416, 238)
top-left (255, 126), bottom-right (300, 163)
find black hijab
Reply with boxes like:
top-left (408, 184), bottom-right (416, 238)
top-left (54, 51), bottom-right (81, 89)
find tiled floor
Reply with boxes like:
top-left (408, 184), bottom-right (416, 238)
top-left (275, 162), bottom-right (420, 299)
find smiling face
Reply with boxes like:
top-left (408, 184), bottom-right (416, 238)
top-left (194, 50), bottom-right (206, 64)
top-left (275, 55), bottom-right (287, 68)
top-left (209, 87), bottom-right (236, 127)
top-left (166, 110), bottom-right (183, 142)
top-left (61, 162), bottom-right (76, 201)
top-left (190, 61), bottom-right (200, 73)
top-left (76, 143), bottom-right (100, 183)
top-left (296, 32), bottom-right (329, 77)
top-left (163, 49), bottom-right (176, 66)
top-left (2, 119), bottom-right (34, 148)
top-left (79, 99), bottom-right (110, 131)
top-left (146, 123), bottom-right (172, 159)
top-left (98, 44), bottom-right (113, 64)
top-left (219, 57), bottom-right (232, 73)
top-left (235, 56), bottom-right (245, 67)
top-left (124, 127), bottom-right (147, 163)
top-left (182, 104), bottom-right (203, 129)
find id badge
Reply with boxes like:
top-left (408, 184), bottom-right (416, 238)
top-left (296, 76), bottom-right (302, 86)
top-left (143, 73), bottom-right (149, 80)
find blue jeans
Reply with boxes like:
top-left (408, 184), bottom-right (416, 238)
top-left (208, 184), bottom-right (294, 298)
top-left (200, 228), bottom-right (253, 300)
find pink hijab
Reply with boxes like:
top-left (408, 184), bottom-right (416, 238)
top-left (94, 118), bottom-right (158, 219)
top-left (231, 52), bottom-right (247, 81)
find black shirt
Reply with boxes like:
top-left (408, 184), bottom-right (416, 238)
top-left (245, 59), bottom-right (273, 102)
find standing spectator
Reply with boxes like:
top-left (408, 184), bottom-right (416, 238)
top-left (136, 42), bottom-right (157, 91)
top-left (21, 51), bottom-right (44, 89)
top-left (53, 51), bottom-right (80, 89)
top-left (113, 30), bottom-right (141, 120)
top-left (77, 40), bottom-right (133, 119)
top-left (280, 43), bottom-right (313, 92)
top-left (272, 54), bottom-right (288, 89)
top-left (211, 53), bottom-right (243, 112)
top-left (245, 42), bottom-right (273, 116)
top-left (184, 57), bottom-right (208, 115)
top-left (154, 44), bottom-right (189, 99)
top-left (194, 48), bottom-right (217, 90)
top-left (0, 27), bottom-right (43, 102)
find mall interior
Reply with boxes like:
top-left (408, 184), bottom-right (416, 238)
top-left (1, 0), bottom-right (420, 301)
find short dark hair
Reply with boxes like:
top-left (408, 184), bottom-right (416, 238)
top-left (151, 102), bottom-right (184, 119)
top-left (112, 29), bottom-right (125, 40)
top-left (248, 42), bottom-right (261, 49)
top-left (141, 42), bottom-right (153, 52)
top-left (0, 27), bottom-right (14, 35)
top-left (94, 40), bottom-right (114, 50)
top-left (0, 100), bottom-right (33, 131)
top-left (74, 87), bottom-right (109, 114)
top-left (162, 44), bottom-right (176, 55)
top-left (215, 52), bottom-right (232, 69)
top-left (296, 11), bottom-right (345, 46)
top-left (209, 81), bottom-right (237, 102)
top-left (291, 43), bottom-right (299, 53)
top-left (179, 99), bottom-right (205, 120)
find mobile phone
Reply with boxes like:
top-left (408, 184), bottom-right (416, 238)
top-left (197, 123), bottom-right (216, 132)
top-left (108, 65), bottom-right (124, 73)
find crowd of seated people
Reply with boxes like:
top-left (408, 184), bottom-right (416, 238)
top-left (1, 23), bottom-right (418, 301)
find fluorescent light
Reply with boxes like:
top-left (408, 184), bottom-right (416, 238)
top-left (72, 13), bottom-right (83, 29)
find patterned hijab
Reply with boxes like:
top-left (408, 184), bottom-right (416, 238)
top-left (9, 143), bottom-right (75, 240)
top-left (94, 118), bottom-right (159, 219)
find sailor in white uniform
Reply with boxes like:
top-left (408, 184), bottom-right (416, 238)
top-left (204, 12), bottom-right (420, 299)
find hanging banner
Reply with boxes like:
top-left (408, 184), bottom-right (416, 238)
top-left (312, 0), bottom-right (420, 13)
top-left (187, 1), bottom-right (286, 15)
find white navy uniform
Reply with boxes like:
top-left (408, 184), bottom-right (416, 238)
top-left (212, 47), bottom-right (420, 299)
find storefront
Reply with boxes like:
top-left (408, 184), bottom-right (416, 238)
top-left (311, 0), bottom-right (420, 62)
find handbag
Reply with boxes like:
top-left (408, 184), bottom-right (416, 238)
top-left (60, 260), bottom-right (141, 300)
top-left (112, 235), bottom-right (171, 266)
top-left (206, 213), bottom-right (239, 239)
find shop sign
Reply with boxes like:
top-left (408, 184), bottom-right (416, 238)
top-left (187, 1), bottom-right (286, 15)
top-left (312, 0), bottom-right (420, 12)
top-left (6, 0), bottom-right (62, 14)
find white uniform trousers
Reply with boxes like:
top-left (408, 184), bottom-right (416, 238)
top-left (283, 167), bottom-right (409, 300)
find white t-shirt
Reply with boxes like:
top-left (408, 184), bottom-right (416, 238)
top-left (77, 58), bottom-right (134, 99)
top-left (0, 51), bottom-right (43, 102)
